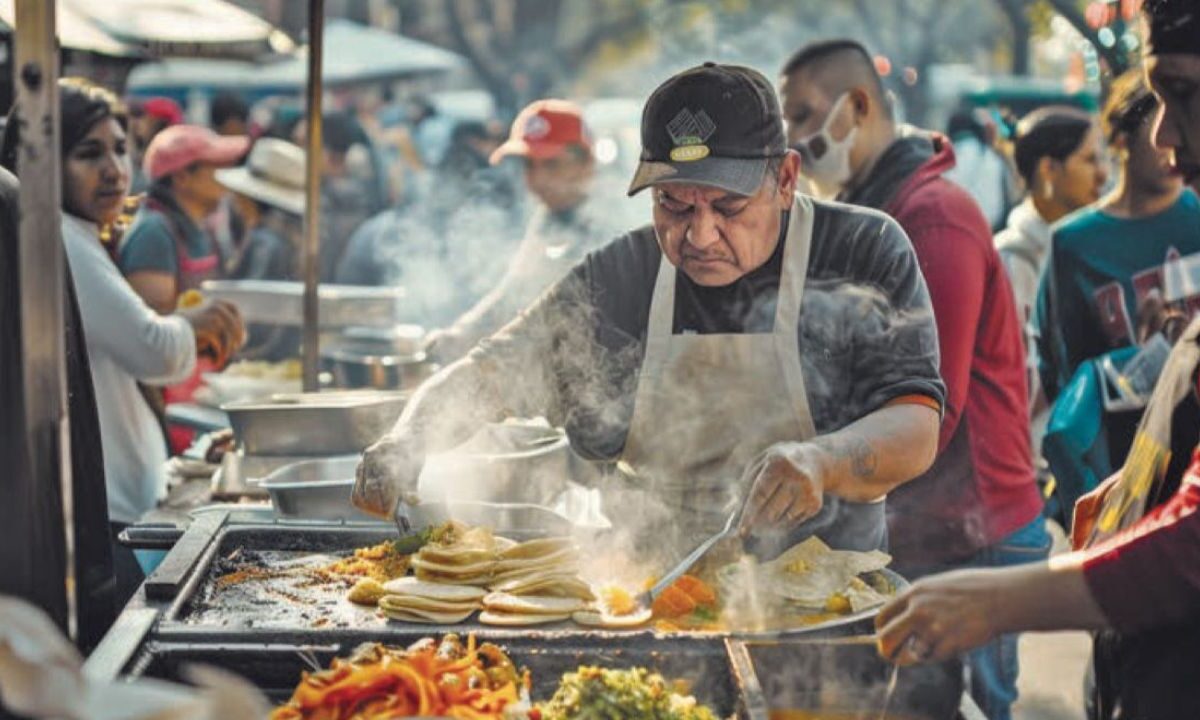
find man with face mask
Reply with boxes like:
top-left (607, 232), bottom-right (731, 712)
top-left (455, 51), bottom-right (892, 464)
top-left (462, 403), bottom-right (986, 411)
top-left (780, 40), bottom-right (1040, 720)
top-left (354, 63), bottom-right (945, 570)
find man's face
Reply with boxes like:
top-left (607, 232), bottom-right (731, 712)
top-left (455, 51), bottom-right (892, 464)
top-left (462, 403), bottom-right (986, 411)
top-left (524, 150), bottom-right (593, 212)
top-left (1123, 111), bottom-right (1181, 196)
top-left (651, 152), bottom-right (799, 287)
top-left (1147, 54), bottom-right (1200, 186)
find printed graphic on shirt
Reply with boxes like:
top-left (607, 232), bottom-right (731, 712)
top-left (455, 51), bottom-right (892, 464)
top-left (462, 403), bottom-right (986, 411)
top-left (1092, 246), bottom-right (1200, 347)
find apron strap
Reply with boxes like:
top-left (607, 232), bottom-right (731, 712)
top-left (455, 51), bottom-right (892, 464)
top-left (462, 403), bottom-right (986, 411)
top-left (775, 193), bottom-right (817, 439)
top-left (643, 252), bottom-right (677, 379)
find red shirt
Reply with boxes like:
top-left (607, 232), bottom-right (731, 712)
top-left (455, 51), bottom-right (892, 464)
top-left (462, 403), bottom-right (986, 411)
top-left (886, 137), bottom-right (1041, 552)
top-left (1083, 450), bottom-right (1200, 631)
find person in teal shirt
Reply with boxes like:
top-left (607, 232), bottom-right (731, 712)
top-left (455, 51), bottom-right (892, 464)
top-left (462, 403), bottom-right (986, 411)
top-left (1036, 72), bottom-right (1200, 405)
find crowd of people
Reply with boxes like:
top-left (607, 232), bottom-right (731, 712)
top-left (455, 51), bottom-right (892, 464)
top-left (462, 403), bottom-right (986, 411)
top-left (1, 1), bottom-right (1198, 719)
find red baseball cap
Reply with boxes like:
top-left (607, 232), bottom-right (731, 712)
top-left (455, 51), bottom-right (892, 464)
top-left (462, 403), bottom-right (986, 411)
top-left (490, 99), bottom-right (592, 165)
top-left (139, 97), bottom-right (184, 126)
top-left (144, 124), bottom-right (251, 181)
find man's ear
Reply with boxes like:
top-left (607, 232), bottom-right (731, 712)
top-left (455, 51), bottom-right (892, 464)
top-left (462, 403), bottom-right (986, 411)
top-left (849, 87), bottom-right (872, 122)
top-left (777, 150), bottom-right (803, 207)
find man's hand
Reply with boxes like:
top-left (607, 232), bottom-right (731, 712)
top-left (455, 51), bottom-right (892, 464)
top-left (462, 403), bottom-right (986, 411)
top-left (875, 568), bottom-right (1005, 665)
top-left (352, 433), bottom-right (424, 518)
top-left (738, 441), bottom-right (830, 536)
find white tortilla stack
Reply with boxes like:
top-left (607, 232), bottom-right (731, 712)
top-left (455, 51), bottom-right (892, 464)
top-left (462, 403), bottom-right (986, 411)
top-left (378, 577), bottom-right (485, 624)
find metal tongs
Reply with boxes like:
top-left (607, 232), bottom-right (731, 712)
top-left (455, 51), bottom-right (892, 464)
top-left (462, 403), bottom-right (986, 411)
top-left (638, 503), bottom-right (742, 608)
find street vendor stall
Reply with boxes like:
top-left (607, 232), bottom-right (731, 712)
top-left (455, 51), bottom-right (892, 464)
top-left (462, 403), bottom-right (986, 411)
top-left (5, 3), bottom-right (988, 719)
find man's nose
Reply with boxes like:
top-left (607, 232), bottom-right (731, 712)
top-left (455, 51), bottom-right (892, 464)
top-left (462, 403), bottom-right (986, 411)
top-left (686, 208), bottom-right (721, 249)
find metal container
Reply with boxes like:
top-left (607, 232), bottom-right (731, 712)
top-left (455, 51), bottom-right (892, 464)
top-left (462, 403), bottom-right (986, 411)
top-left (320, 343), bottom-right (436, 391)
top-left (730, 637), bottom-right (964, 720)
top-left (257, 456), bottom-right (372, 521)
top-left (418, 423), bottom-right (572, 505)
top-left (223, 391), bottom-right (406, 456)
top-left (111, 638), bottom-right (740, 717)
top-left (200, 279), bottom-right (408, 328)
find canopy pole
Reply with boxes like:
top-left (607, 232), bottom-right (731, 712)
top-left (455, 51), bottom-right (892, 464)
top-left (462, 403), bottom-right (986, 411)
top-left (301, 0), bottom-right (325, 392)
top-left (15, 0), bottom-right (74, 638)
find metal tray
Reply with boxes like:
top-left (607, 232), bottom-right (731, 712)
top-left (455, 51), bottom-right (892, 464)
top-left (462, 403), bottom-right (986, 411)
top-left (223, 391), bottom-right (406, 456)
top-left (728, 636), bottom-right (964, 720)
top-left (200, 279), bottom-right (408, 328)
top-left (257, 456), bottom-right (371, 521)
top-left (115, 637), bottom-right (741, 717)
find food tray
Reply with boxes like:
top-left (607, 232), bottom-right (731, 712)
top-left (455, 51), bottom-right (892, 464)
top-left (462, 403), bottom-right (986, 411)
top-left (223, 391), bottom-right (406, 456)
top-left (116, 638), bottom-right (741, 717)
top-left (200, 279), bottom-right (408, 328)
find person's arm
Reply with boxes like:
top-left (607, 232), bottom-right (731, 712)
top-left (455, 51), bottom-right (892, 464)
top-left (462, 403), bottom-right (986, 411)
top-left (428, 220), bottom-right (562, 362)
top-left (119, 217), bottom-right (179, 314)
top-left (742, 211), bottom-right (945, 531)
top-left (353, 268), bottom-right (596, 517)
top-left (125, 270), bottom-right (178, 315)
top-left (741, 403), bottom-right (939, 532)
top-left (66, 230), bottom-right (196, 384)
top-left (875, 553), bottom-right (1107, 665)
top-left (875, 473), bottom-right (1200, 664)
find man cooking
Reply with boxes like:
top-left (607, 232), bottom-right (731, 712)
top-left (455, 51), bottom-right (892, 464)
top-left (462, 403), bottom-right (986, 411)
top-left (354, 63), bottom-right (945, 562)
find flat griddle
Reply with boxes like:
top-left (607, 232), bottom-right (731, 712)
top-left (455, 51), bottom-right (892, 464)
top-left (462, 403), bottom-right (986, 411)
top-left (156, 522), bottom-right (898, 645)
top-left (88, 518), bottom-right (966, 719)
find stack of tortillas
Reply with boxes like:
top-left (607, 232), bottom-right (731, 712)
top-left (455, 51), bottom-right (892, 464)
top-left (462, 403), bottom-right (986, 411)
top-left (378, 577), bottom-right (486, 624)
top-left (479, 538), bottom-right (592, 626)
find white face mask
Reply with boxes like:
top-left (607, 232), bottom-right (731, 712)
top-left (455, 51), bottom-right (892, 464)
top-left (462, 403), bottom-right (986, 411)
top-left (792, 92), bottom-right (858, 198)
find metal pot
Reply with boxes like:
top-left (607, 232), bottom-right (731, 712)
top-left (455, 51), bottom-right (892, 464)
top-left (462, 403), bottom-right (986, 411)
top-left (418, 422), bottom-right (572, 506)
top-left (320, 341), bottom-right (437, 391)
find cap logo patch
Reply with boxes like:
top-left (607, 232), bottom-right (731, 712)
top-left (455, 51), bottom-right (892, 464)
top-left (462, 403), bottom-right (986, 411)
top-left (666, 108), bottom-right (715, 162)
top-left (523, 114), bottom-right (551, 140)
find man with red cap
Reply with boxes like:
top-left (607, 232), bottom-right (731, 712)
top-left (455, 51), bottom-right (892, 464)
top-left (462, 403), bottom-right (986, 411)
top-left (120, 125), bottom-right (250, 314)
top-left (424, 99), bottom-right (629, 361)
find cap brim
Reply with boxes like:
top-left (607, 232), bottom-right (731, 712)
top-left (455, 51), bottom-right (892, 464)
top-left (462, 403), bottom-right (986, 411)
top-left (489, 139), bottom-right (572, 165)
top-left (200, 136), bottom-right (252, 168)
top-left (215, 166), bottom-right (305, 215)
top-left (627, 156), bottom-right (768, 197)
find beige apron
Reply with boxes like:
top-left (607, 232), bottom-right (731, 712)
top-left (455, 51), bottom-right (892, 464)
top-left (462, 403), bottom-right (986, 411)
top-left (615, 194), bottom-right (883, 560)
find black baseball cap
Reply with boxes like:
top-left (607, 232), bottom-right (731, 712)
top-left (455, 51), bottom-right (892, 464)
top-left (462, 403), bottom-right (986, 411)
top-left (628, 62), bottom-right (787, 197)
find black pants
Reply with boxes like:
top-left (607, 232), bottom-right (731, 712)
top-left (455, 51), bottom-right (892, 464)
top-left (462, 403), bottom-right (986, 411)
top-left (108, 522), bottom-right (145, 609)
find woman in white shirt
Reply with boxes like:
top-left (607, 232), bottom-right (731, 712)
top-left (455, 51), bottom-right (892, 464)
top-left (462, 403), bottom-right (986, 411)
top-left (2, 79), bottom-right (244, 598)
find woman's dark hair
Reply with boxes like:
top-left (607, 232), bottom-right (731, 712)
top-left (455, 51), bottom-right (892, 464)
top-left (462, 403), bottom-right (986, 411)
top-left (1011, 105), bottom-right (1095, 186)
top-left (0, 77), bottom-right (127, 174)
top-left (1102, 70), bottom-right (1159, 144)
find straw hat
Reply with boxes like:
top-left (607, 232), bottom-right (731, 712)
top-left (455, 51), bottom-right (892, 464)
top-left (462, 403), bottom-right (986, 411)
top-left (215, 137), bottom-right (305, 215)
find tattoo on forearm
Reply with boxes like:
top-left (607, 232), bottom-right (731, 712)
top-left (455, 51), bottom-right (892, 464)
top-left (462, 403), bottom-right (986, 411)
top-left (815, 435), bottom-right (878, 479)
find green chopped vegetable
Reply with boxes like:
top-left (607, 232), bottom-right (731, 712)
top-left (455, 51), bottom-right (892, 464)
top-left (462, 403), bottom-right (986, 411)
top-left (392, 526), bottom-right (433, 555)
top-left (537, 666), bottom-right (718, 720)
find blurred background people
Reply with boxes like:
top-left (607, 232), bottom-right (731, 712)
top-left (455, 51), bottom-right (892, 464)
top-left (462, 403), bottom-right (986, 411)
top-left (210, 91), bottom-right (250, 137)
top-left (127, 96), bottom-right (183, 194)
top-left (945, 106), bottom-right (1020, 232)
top-left (1036, 70), bottom-right (1200, 422)
top-left (216, 137), bottom-right (306, 360)
top-left (424, 99), bottom-right (627, 361)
